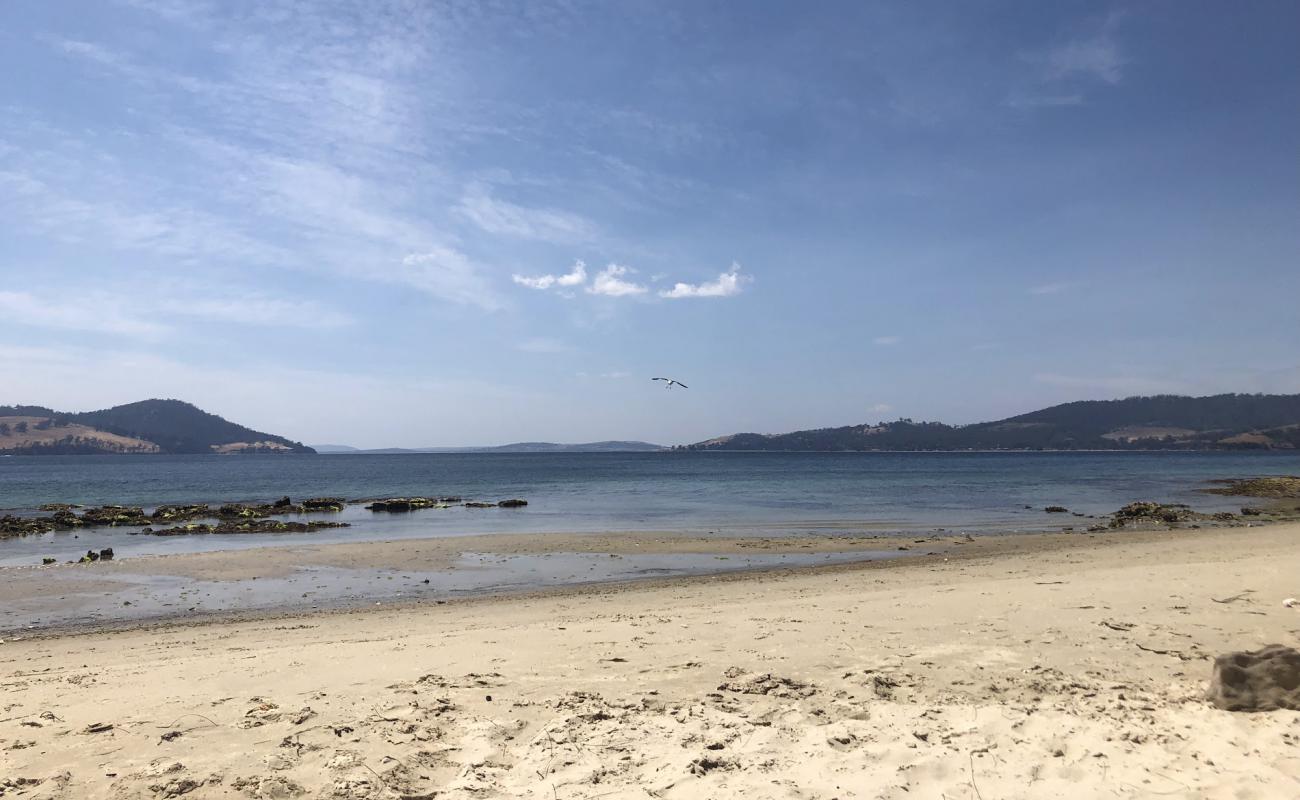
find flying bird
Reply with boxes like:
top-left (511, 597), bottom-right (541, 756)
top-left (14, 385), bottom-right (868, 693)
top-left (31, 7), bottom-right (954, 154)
top-left (652, 377), bottom-right (688, 389)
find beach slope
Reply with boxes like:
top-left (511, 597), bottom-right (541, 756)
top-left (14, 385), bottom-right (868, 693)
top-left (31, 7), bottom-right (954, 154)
top-left (3, 524), bottom-right (1299, 799)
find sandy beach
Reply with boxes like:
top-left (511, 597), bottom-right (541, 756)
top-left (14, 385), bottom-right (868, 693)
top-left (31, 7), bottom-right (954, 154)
top-left (3, 523), bottom-right (1299, 799)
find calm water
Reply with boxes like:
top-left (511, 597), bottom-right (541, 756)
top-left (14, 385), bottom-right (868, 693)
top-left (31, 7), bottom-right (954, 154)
top-left (1, 451), bottom-right (1296, 558)
top-left (3, 451), bottom-right (1296, 629)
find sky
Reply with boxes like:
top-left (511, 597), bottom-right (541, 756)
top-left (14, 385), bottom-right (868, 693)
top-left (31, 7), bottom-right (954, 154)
top-left (2, 1), bottom-right (1298, 447)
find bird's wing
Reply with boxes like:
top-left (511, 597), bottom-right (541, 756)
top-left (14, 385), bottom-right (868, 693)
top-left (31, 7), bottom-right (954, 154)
top-left (651, 377), bottom-right (665, 381)
top-left (676, 382), bottom-right (688, 389)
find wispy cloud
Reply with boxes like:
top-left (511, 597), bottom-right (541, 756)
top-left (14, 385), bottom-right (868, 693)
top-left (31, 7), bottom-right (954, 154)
top-left (0, 291), bottom-right (168, 338)
top-left (457, 184), bottom-right (597, 244)
top-left (0, 289), bottom-right (353, 336)
top-left (873, 335), bottom-right (902, 346)
top-left (1041, 13), bottom-right (1126, 85)
top-left (1004, 93), bottom-right (1084, 109)
top-left (659, 262), bottom-right (750, 299)
top-left (512, 261), bottom-right (588, 290)
top-left (587, 265), bottom-right (647, 297)
top-left (401, 250), bottom-right (505, 311)
top-left (516, 337), bottom-right (572, 354)
top-left (868, 403), bottom-right (893, 414)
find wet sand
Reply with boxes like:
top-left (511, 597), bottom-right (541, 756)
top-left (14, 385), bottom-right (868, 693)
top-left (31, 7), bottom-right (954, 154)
top-left (3, 522), bottom-right (1299, 798)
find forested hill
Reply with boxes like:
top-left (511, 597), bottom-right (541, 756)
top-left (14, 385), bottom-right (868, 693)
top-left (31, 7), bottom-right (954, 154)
top-left (0, 399), bottom-right (313, 455)
top-left (685, 393), bottom-right (1300, 451)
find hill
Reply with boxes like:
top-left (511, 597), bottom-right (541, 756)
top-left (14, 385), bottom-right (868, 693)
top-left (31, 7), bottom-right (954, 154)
top-left (0, 399), bottom-right (314, 455)
top-left (315, 441), bottom-right (665, 454)
top-left (684, 393), bottom-right (1300, 452)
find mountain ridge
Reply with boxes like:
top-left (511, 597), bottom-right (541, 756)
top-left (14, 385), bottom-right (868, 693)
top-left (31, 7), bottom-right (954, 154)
top-left (0, 399), bottom-right (313, 455)
top-left (683, 393), bottom-right (1300, 452)
top-left (313, 441), bottom-right (665, 454)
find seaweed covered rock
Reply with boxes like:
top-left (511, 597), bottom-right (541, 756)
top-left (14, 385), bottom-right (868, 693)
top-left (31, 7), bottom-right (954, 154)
top-left (498, 498), bottom-right (528, 508)
top-left (1204, 476), bottom-right (1300, 499)
top-left (80, 506), bottom-right (152, 527)
top-left (365, 497), bottom-right (448, 512)
top-left (216, 501), bottom-right (306, 518)
top-left (151, 504), bottom-right (212, 522)
top-left (1109, 501), bottom-right (1195, 527)
top-left (1208, 644), bottom-right (1300, 711)
top-left (215, 520), bottom-right (349, 534)
top-left (302, 497), bottom-right (346, 512)
top-left (463, 501), bottom-right (497, 508)
top-left (0, 515), bottom-right (55, 538)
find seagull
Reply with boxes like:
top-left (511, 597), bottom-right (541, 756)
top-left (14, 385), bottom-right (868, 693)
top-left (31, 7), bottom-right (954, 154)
top-left (652, 377), bottom-right (688, 389)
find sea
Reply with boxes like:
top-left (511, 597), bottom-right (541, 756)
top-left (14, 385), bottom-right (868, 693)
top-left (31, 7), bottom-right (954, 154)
top-left (2, 450), bottom-right (1298, 566)
top-left (4, 451), bottom-right (1298, 630)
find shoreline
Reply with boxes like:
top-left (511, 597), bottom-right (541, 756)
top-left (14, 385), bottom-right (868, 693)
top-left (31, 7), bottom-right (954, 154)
top-left (3, 521), bottom-right (1298, 798)
top-left (1, 521), bottom-right (1280, 640)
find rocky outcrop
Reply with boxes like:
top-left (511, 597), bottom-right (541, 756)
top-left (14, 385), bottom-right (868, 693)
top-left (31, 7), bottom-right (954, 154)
top-left (302, 497), bottom-right (346, 512)
top-left (1204, 476), bottom-right (1300, 499)
top-left (1109, 502), bottom-right (1196, 527)
top-left (1208, 644), bottom-right (1300, 711)
top-left (365, 498), bottom-right (455, 512)
top-left (145, 520), bottom-right (350, 536)
top-left (498, 499), bottom-right (529, 508)
top-left (81, 506), bottom-right (152, 527)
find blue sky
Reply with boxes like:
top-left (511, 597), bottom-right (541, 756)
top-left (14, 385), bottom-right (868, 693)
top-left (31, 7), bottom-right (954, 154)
top-left (2, 1), bottom-right (1298, 447)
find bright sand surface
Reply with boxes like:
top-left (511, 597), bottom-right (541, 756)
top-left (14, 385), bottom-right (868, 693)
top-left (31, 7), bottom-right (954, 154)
top-left (3, 524), bottom-right (1299, 799)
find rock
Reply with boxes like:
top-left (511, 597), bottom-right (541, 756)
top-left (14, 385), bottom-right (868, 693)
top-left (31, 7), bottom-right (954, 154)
top-left (80, 505), bottom-right (151, 527)
top-left (42, 557), bottom-right (56, 565)
top-left (498, 498), bottom-right (528, 508)
top-left (463, 502), bottom-right (497, 508)
top-left (39, 503), bottom-right (79, 512)
top-left (273, 496), bottom-right (293, 508)
top-left (1044, 506), bottom-right (1069, 513)
top-left (0, 515), bottom-right (57, 538)
top-left (50, 510), bottom-right (83, 528)
top-left (302, 497), bottom-right (345, 512)
top-left (79, 549), bottom-right (100, 563)
top-left (1110, 501), bottom-right (1195, 528)
top-left (1208, 644), bottom-right (1300, 711)
top-left (1204, 476), bottom-right (1300, 499)
top-left (1241, 507), bottom-right (1264, 516)
top-left (364, 497), bottom-right (446, 512)
top-left (99, 548), bottom-right (114, 561)
top-left (151, 504), bottom-right (212, 521)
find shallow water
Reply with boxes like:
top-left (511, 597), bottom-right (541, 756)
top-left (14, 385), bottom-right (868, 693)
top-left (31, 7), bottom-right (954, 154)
top-left (2, 451), bottom-right (1296, 566)
top-left (1, 549), bottom-right (908, 632)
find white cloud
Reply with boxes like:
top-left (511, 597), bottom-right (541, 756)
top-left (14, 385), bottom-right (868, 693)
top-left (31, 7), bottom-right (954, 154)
top-left (602, 370), bottom-right (631, 379)
top-left (587, 264), bottom-right (647, 297)
top-left (457, 185), bottom-right (596, 244)
top-left (658, 262), bottom-right (750, 299)
top-left (868, 403), bottom-right (892, 414)
top-left (512, 261), bottom-right (587, 290)
top-left (400, 250), bottom-right (505, 310)
top-left (873, 335), bottom-right (902, 346)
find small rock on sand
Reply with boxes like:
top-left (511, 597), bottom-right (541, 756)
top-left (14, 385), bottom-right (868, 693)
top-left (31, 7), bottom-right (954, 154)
top-left (1208, 644), bottom-right (1300, 711)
